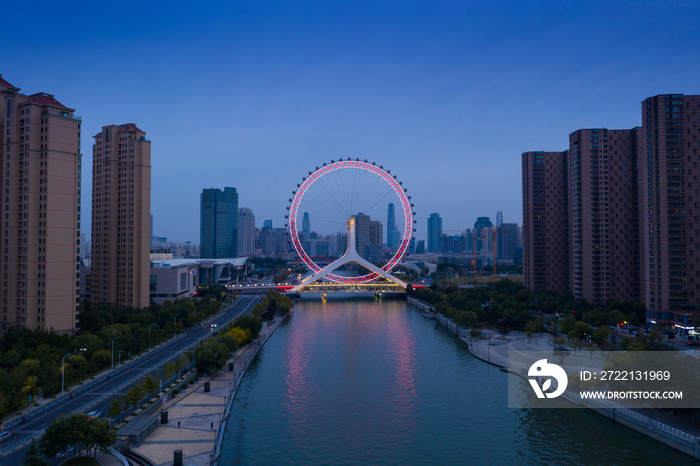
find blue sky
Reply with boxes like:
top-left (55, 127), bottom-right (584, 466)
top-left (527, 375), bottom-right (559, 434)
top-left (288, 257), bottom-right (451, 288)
top-left (4, 1), bottom-right (700, 244)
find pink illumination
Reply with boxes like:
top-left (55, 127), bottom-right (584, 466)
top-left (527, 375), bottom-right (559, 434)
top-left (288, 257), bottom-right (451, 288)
top-left (288, 161), bottom-right (413, 284)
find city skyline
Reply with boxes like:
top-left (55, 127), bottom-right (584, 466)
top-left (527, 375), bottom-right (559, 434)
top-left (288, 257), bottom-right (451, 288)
top-left (4, 2), bottom-right (699, 245)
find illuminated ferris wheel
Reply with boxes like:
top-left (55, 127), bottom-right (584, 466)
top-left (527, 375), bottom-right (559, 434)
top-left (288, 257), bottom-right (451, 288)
top-left (286, 159), bottom-right (415, 286)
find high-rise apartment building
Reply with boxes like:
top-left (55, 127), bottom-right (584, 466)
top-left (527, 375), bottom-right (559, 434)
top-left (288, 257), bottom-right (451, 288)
top-left (91, 124), bottom-right (151, 309)
top-left (569, 128), bottom-right (638, 303)
top-left (1, 78), bottom-right (82, 333)
top-left (427, 213), bottom-right (442, 253)
top-left (238, 207), bottom-right (255, 256)
top-left (641, 95), bottom-right (700, 327)
top-left (522, 93), bottom-right (700, 332)
top-left (522, 151), bottom-right (570, 293)
top-left (200, 187), bottom-right (238, 258)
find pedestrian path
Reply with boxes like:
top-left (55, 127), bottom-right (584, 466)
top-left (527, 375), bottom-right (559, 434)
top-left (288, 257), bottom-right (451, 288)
top-left (465, 331), bottom-right (700, 441)
top-left (133, 317), bottom-right (284, 466)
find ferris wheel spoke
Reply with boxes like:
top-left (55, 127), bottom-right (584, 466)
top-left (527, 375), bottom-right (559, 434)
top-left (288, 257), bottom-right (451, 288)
top-left (288, 161), bottom-right (413, 283)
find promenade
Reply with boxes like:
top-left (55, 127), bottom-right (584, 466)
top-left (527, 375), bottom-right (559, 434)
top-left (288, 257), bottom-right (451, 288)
top-left (465, 328), bottom-right (700, 456)
top-left (133, 315), bottom-right (286, 466)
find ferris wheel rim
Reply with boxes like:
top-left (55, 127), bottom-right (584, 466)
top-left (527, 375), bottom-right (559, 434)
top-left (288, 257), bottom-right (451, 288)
top-left (287, 160), bottom-right (413, 284)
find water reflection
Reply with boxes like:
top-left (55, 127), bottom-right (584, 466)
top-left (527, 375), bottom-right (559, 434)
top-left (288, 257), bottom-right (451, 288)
top-left (222, 298), bottom-right (698, 466)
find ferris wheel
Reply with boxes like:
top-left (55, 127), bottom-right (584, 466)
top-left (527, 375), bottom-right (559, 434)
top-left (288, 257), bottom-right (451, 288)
top-left (286, 159), bottom-right (414, 285)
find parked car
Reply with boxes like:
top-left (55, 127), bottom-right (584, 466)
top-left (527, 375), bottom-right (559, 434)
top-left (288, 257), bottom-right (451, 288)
top-left (0, 431), bottom-right (11, 442)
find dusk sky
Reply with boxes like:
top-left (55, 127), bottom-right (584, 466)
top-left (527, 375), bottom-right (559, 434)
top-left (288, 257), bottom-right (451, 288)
top-left (4, 1), bottom-right (700, 244)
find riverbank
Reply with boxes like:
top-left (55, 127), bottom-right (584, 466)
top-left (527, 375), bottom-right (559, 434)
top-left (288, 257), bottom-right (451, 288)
top-left (131, 312), bottom-right (289, 466)
top-left (407, 297), bottom-right (700, 461)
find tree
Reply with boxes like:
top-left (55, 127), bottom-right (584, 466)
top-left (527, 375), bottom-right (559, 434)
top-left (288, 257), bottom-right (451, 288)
top-left (92, 349), bottom-right (112, 368)
top-left (228, 327), bottom-right (250, 345)
top-left (40, 414), bottom-right (73, 458)
top-left (591, 327), bottom-right (611, 346)
top-left (143, 375), bottom-right (159, 394)
top-left (235, 316), bottom-right (263, 339)
top-left (194, 340), bottom-right (229, 374)
top-left (125, 383), bottom-right (146, 409)
top-left (608, 309), bottom-right (626, 326)
top-left (217, 334), bottom-right (239, 353)
top-left (22, 375), bottom-right (39, 407)
top-left (22, 440), bottom-right (49, 466)
top-left (108, 396), bottom-right (125, 418)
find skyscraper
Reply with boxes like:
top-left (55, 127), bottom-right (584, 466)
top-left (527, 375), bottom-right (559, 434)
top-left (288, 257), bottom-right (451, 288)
top-left (302, 212), bottom-right (310, 235)
top-left (238, 207), bottom-right (256, 256)
top-left (200, 187), bottom-right (238, 258)
top-left (498, 223), bottom-right (518, 260)
top-left (387, 203), bottom-right (399, 249)
top-left (522, 151), bottom-right (570, 293)
top-left (496, 211), bottom-right (503, 228)
top-left (427, 213), bottom-right (442, 253)
top-left (263, 220), bottom-right (272, 228)
top-left (92, 124), bottom-right (151, 309)
top-left (473, 217), bottom-right (493, 251)
top-left (355, 213), bottom-right (372, 260)
top-left (369, 220), bottom-right (383, 262)
top-left (1, 78), bottom-right (82, 333)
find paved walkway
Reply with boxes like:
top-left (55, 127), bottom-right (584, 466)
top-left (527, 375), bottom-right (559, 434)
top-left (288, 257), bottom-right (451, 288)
top-left (133, 318), bottom-right (283, 466)
top-left (465, 331), bottom-right (700, 438)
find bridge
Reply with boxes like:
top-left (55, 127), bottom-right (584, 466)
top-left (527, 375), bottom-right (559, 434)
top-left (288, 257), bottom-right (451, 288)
top-left (227, 218), bottom-right (420, 296)
top-left (286, 217), bottom-right (409, 294)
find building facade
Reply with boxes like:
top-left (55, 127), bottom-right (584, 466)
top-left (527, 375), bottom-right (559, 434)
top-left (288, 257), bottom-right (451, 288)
top-left (498, 222), bottom-right (518, 260)
top-left (473, 217), bottom-right (493, 252)
top-left (387, 203), bottom-right (400, 250)
top-left (1, 78), bottom-right (82, 333)
top-left (427, 213), bottom-right (442, 253)
top-left (641, 95), bottom-right (700, 328)
top-left (569, 128), bottom-right (638, 304)
top-left (91, 124), bottom-right (151, 309)
top-left (200, 187), bottom-right (238, 258)
top-left (238, 207), bottom-right (255, 256)
top-left (522, 151), bottom-right (570, 293)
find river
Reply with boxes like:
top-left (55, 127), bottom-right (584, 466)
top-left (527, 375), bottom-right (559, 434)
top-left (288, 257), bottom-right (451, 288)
top-left (219, 297), bottom-right (696, 465)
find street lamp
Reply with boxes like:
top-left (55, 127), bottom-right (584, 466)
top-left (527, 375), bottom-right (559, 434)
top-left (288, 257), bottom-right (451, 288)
top-left (62, 353), bottom-right (72, 395)
top-left (149, 323), bottom-right (159, 350)
top-left (111, 336), bottom-right (121, 370)
top-left (174, 313), bottom-right (181, 336)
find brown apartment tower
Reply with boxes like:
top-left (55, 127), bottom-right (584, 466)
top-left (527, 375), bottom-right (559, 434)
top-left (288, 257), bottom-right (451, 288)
top-left (521, 151), bottom-right (570, 293)
top-left (91, 124), bottom-right (151, 308)
top-left (522, 94), bottom-right (700, 331)
top-left (642, 95), bottom-right (700, 329)
top-left (0, 76), bottom-right (81, 334)
top-left (569, 128), bottom-right (640, 304)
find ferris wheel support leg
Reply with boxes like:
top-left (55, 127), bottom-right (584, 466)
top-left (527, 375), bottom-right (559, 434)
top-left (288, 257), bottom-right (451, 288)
top-left (290, 217), bottom-right (407, 293)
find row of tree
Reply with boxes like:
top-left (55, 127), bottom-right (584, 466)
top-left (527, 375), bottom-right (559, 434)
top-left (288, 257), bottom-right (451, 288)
top-left (0, 288), bottom-right (235, 423)
top-left (408, 279), bottom-right (646, 335)
top-left (21, 413), bottom-right (116, 465)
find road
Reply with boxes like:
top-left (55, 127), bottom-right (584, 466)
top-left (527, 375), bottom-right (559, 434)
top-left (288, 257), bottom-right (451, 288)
top-left (0, 295), bottom-right (261, 464)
